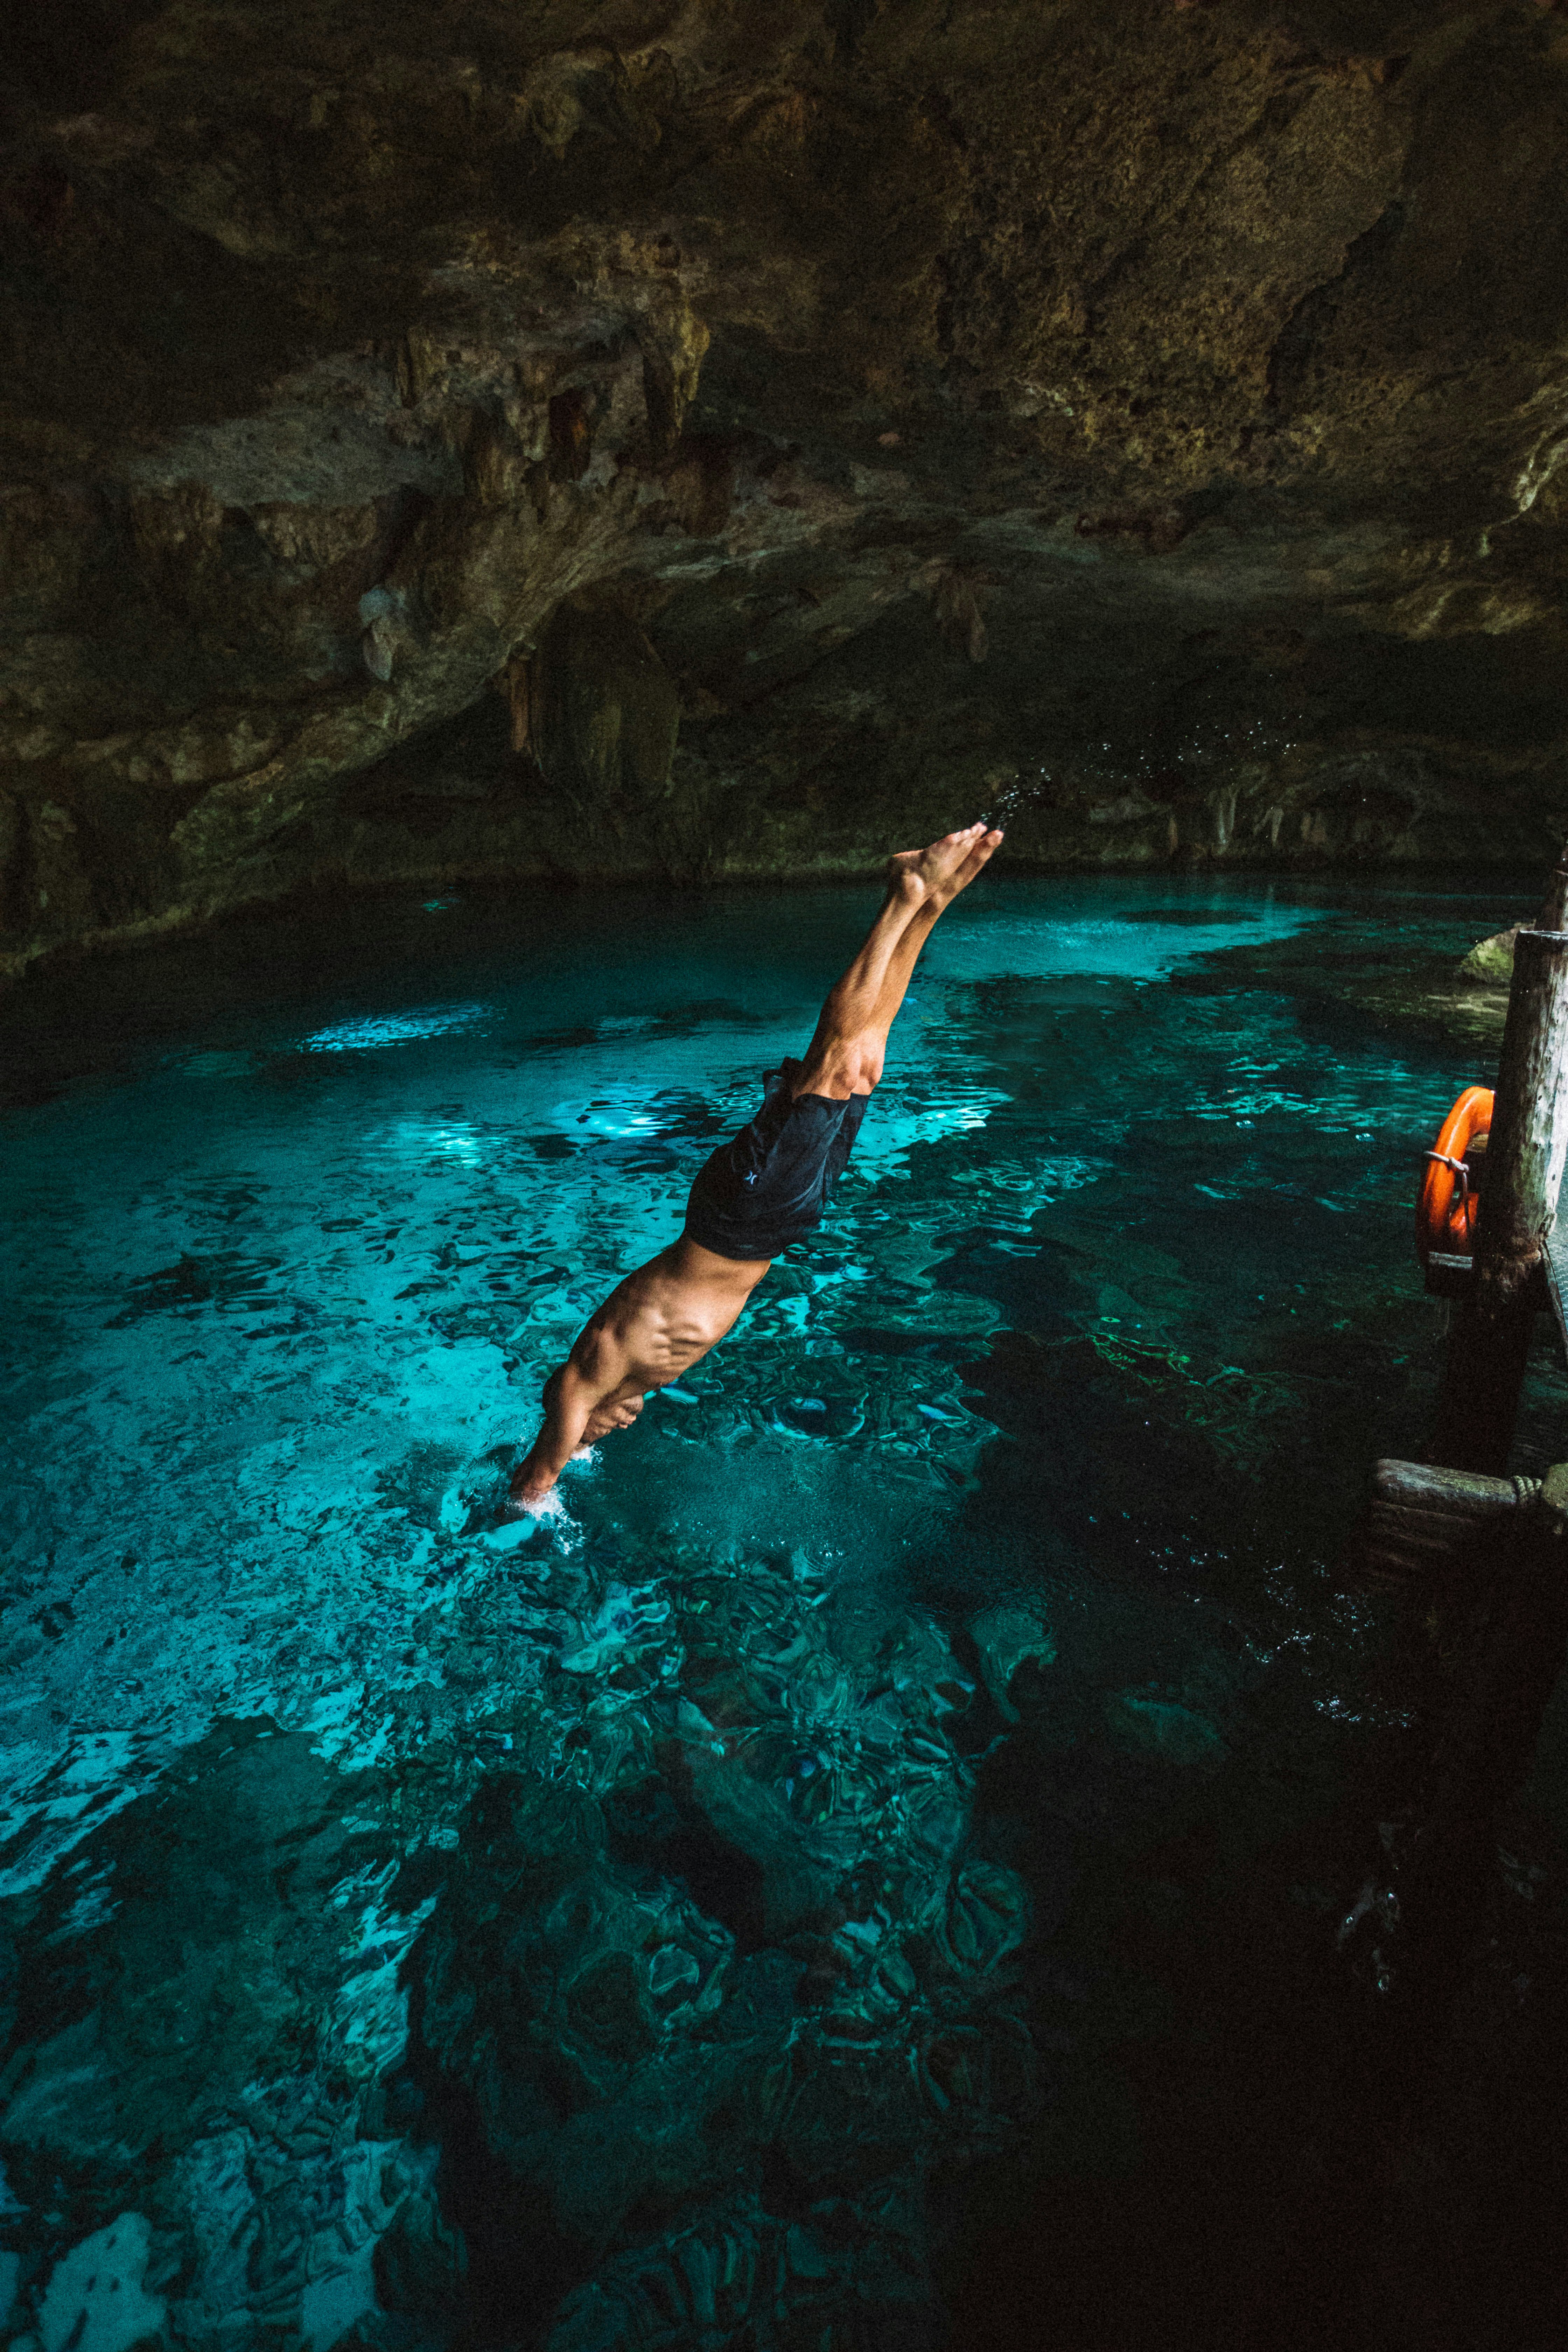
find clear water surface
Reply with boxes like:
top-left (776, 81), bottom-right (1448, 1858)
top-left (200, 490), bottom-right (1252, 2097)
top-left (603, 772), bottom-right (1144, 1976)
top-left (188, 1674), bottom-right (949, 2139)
top-left (1, 872), bottom-right (1561, 2352)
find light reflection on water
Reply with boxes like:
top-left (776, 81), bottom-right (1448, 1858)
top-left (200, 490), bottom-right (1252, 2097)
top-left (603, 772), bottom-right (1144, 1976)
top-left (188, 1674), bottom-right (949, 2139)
top-left (300, 1005), bottom-right (493, 1054)
top-left (0, 872), bottom-right (1559, 2348)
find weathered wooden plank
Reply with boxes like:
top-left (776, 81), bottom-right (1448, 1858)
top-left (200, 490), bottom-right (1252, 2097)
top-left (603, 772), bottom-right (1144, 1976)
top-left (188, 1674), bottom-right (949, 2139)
top-left (1372, 1458), bottom-right (1538, 1516)
top-left (1545, 1160), bottom-right (1568, 1365)
top-left (1348, 1456), bottom-right (1539, 1585)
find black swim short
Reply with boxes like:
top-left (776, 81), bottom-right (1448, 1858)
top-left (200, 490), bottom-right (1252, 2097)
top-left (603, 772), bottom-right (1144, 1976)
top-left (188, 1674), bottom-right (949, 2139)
top-left (683, 1058), bottom-right (872, 1261)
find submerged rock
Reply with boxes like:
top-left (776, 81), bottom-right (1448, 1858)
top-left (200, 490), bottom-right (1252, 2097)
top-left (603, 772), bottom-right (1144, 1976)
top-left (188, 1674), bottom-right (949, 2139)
top-left (1107, 1691), bottom-right (1228, 1769)
top-left (36, 2216), bottom-right (164, 2352)
top-left (410, 1540), bottom-right (1032, 2341)
top-left (968, 1603), bottom-right (1056, 1724)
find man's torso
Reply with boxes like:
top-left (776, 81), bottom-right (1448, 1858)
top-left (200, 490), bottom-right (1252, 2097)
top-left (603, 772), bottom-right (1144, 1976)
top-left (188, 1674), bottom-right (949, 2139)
top-left (573, 1253), bottom-right (761, 1404)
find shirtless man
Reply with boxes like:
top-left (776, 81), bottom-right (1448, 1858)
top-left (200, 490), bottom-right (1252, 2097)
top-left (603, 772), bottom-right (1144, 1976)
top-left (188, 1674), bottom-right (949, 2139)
top-left (508, 823), bottom-right (1003, 1512)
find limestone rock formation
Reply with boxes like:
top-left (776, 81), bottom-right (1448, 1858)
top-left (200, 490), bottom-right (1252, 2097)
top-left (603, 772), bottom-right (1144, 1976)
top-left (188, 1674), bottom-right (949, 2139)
top-left (1458, 923), bottom-right (1519, 984)
top-left (2, 0), bottom-right (1567, 971)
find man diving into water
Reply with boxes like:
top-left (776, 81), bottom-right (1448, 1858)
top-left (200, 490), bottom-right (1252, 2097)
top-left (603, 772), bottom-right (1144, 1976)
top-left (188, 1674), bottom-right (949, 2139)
top-left (508, 823), bottom-right (1003, 1513)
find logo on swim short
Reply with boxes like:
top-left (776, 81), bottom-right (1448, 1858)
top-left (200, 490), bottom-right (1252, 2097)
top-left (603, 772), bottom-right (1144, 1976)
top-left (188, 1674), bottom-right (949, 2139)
top-left (743, 1171), bottom-right (758, 1184)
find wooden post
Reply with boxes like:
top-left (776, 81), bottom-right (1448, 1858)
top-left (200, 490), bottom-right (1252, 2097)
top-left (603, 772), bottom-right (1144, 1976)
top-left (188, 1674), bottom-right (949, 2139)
top-left (1428, 849), bottom-right (1568, 1472)
top-left (1472, 926), bottom-right (1568, 1309)
top-left (1392, 1462), bottom-right (1568, 1985)
top-left (1338, 1458), bottom-right (1568, 2025)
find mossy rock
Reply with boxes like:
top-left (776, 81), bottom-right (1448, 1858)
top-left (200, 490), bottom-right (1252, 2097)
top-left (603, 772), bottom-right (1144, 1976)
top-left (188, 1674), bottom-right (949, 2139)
top-left (1458, 926), bottom-right (1518, 985)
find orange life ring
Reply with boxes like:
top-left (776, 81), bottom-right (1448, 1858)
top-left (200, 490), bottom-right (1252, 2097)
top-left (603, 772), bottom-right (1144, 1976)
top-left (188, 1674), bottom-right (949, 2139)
top-left (1416, 1085), bottom-right (1493, 1262)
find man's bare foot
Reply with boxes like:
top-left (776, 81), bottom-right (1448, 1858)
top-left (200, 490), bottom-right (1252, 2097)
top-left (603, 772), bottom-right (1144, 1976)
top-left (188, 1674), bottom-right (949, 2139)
top-left (939, 825), bottom-right (1004, 904)
top-left (888, 824), bottom-right (1003, 909)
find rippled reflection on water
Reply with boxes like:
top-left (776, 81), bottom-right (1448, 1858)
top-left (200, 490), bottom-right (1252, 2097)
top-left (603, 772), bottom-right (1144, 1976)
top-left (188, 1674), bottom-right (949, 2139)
top-left (1, 874), bottom-right (1559, 2351)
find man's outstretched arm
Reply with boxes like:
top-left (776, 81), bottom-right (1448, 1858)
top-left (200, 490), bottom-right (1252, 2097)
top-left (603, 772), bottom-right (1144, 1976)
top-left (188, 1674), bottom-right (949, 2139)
top-left (510, 1362), bottom-right (603, 1507)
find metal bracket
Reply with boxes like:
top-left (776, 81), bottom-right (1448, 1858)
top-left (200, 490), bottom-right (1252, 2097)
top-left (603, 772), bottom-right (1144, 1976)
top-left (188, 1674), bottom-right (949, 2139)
top-left (1424, 1251), bottom-right (1475, 1299)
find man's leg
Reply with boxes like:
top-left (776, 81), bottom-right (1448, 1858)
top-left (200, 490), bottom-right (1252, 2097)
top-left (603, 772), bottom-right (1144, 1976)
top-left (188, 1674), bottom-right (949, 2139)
top-left (793, 825), bottom-right (1002, 1098)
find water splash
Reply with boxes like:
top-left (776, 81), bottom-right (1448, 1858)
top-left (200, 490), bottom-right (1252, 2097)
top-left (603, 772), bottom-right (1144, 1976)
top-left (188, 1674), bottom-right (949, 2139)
top-left (979, 711), bottom-right (1306, 831)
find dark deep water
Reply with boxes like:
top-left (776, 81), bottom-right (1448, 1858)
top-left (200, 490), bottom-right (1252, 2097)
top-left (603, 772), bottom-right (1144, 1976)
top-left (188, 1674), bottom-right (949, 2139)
top-left (4, 873), bottom-right (1568, 2352)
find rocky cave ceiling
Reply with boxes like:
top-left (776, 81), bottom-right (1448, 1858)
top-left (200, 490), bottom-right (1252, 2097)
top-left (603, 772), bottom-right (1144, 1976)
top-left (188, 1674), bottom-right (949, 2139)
top-left (2, 0), bottom-right (1567, 972)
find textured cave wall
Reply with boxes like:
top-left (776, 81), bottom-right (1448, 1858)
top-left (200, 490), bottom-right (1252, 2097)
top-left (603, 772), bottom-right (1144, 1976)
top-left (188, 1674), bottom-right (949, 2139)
top-left (2, 0), bottom-right (1567, 972)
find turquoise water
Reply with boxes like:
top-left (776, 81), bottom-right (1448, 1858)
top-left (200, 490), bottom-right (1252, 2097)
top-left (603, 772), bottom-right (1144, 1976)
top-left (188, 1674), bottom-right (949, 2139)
top-left (0, 873), bottom-right (1559, 2351)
